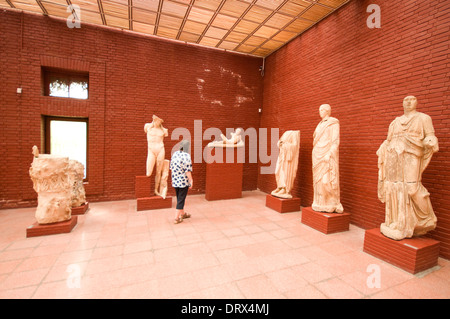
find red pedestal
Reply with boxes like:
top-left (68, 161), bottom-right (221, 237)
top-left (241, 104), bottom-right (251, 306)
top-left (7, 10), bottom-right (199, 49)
top-left (265, 194), bottom-right (301, 213)
top-left (71, 202), bottom-right (89, 215)
top-left (363, 228), bottom-right (440, 274)
top-left (26, 216), bottom-right (78, 238)
top-left (205, 146), bottom-right (243, 201)
top-left (301, 206), bottom-right (350, 234)
top-left (135, 176), bottom-right (152, 198)
top-left (135, 176), bottom-right (172, 211)
top-left (137, 196), bottom-right (172, 211)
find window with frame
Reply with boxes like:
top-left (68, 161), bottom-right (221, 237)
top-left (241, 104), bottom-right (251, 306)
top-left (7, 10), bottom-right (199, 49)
top-left (42, 67), bottom-right (89, 99)
top-left (44, 116), bottom-right (88, 180)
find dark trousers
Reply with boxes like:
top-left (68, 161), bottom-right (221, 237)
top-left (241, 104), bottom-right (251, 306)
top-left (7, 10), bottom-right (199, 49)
top-left (174, 187), bottom-right (189, 210)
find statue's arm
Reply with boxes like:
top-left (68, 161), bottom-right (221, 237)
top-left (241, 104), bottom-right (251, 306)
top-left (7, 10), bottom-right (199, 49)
top-left (144, 123), bottom-right (153, 133)
top-left (422, 114), bottom-right (438, 152)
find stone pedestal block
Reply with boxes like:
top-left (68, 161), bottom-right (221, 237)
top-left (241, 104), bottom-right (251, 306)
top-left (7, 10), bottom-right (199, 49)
top-left (135, 176), bottom-right (152, 199)
top-left (301, 206), bottom-right (350, 234)
top-left (205, 146), bottom-right (243, 201)
top-left (137, 196), bottom-right (172, 211)
top-left (136, 176), bottom-right (172, 211)
top-left (363, 228), bottom-right (440, 274)
top-left (71, 202), bottom-right (89, 215)
top-left (265, 194), bottom-right (301, 213)
top-left (26, 216), bottom-right (78, 238)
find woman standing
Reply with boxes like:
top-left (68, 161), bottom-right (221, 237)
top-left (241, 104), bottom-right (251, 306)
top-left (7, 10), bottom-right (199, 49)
top-left (170, 140), bottom-right (193, 224)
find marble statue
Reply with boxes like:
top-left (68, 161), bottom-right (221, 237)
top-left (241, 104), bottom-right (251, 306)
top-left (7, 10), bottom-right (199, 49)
top-left (377, 96), bottom-right (438, 240)
top-left (312, 104), bottom-right (344, 213)
top-left (208, 128), bottom-right (244, 147)
top-left (29, 146), bottom-right (72, 224)
top-left (159, 159), bottom-right (170, 199)
top-left (68, 159), bottom-right (86, 207)
top-left (144, 115), bottom-right (169, 196)
top-left (271, 130), bottom-right (300, 199)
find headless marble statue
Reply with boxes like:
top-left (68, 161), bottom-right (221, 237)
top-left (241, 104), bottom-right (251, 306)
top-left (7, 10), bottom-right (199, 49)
top-left (271, 130), bottom-right (300, 199)
top-left (144, 115), bottom-right (169, 197)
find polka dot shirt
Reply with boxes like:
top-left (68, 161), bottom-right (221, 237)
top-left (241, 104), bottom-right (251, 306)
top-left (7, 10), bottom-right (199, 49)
top-left (170, 151), bottom-right (193, 188)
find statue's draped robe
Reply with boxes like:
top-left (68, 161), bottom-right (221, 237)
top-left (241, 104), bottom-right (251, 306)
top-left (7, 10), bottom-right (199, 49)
top-left (377, 112), bottom-right (438, 240)
top-left (312, 117), bottom-right (344, 213)
top-left (273, 131), bottom-right (300, 198)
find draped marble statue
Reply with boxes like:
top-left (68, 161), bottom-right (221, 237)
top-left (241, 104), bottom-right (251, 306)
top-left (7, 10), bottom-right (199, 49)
top-left (312, 104), bottom-right (344, 213)
top-left (145, 115), bottom-right (169, 196)
top-left (377, 96), bottom-right (438, 240)
top-left (271, 130), bottom-right (300, 199)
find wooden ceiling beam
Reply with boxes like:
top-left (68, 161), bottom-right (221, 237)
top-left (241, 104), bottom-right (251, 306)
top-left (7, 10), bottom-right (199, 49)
top-left (129, 0), bottom-right (133, 30)
top-left (195, 0), bottom-right (227, 44)
top-left (65, 0), bottom-right (80, 21)
top-left (97, 0), bottom-right (107, 25)
top-left (176, 0), bottom-right (195, 40)
top-left (5, 0), bottom-right (15, 8)
top-left (215, 0), bottom-right (258, 49)
top-left (153, 0), bottom-right (165, 35)
top-left (35, 0), bottom-right (48, 15)
top-left (234, 0), bottom-right (290, 52)
top-left (252, 0), bottom-right (351, 56)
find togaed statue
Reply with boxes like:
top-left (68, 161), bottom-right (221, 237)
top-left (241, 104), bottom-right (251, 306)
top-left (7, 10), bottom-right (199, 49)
top-left (311, 104), bottom-right (344, 213)
top-left (271, 130), bottom-right (300, 199)
top-left (377, 96), bottom-right (438, 240)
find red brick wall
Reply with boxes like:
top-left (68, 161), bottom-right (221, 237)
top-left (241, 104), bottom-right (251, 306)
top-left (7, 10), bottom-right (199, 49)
top-left (0, 9), bottom-right (263, 207)
top-left (258, 0), bottom-right (450, 259)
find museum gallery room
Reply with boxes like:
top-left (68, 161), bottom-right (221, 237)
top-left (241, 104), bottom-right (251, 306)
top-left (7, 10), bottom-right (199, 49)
top-left (0, 0), bottom-right (449, 302)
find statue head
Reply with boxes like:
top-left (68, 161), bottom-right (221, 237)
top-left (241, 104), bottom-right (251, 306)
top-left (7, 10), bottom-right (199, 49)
top-left (319, 104), bottom-right (331, 119)
top-left (403, 96), bottom-right (417, 114)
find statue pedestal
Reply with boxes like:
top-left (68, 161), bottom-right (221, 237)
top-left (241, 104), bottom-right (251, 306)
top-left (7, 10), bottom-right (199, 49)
top-left (265, 194), bottom-right (300, 213)
top-left (363, 228), bottom-right (440, 274)
top-left (301, 206), bottom-right (350, 234)
top-left (205, 146), bottom-right (243, 201)
top-left (71, 202), bottom-right (89, 215)
top-left (135, 176), bottom-right (172, 211)
top-left (137, 196), bottom-right (172, 211)
top-left (136, 176), bottom-right (153, 198)
top-left (26, 216), bottom-right (78, 238)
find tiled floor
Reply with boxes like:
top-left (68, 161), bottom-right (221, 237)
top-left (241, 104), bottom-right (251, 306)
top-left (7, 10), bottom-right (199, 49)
top-left (0, 190), bottom-right (449, 299)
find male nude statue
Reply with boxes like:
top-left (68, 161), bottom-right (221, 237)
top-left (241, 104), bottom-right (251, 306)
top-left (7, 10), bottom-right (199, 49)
top-left (144, 115), bottom-right (168, 196)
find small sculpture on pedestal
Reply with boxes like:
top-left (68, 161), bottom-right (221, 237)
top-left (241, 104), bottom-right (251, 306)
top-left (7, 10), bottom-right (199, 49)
top-left (207, 128), bottom-right (244, 147)
top-left (29, 146), bottom-right (72, 224)
top-left (144, 115), bottom-right (169, 197)
top-left (271, 130), bottom-right (300, 199)
top-left (311, 104), bottom-right (344, 213)
top-left (377, 96), bottom-right (438, 240)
